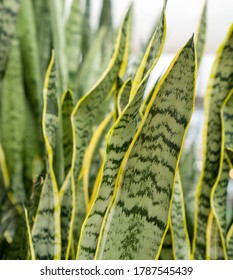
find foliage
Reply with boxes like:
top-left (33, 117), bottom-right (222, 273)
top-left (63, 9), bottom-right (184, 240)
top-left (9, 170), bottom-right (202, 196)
top-left (0, 0), bottom-right (232, 260)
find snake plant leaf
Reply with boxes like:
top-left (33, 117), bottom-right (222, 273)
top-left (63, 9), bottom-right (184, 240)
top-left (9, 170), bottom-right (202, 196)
top-left (193, 24), bottom-right (233, 260)
top-left (24, 207), bottom-right (35, 260)
top-left (81, 112), bottom-right (113, 207)
top-left (81, 0), bottom-right (91, 60)
top-left (117, 78), bottom-right (132, 115)
top-left (31, 52), bottom-right (61, 260)
top-left (159, 226), bottom-right (174, 260)
top-left (77, 4), bottom-right (167, 260)
top-left (96, 35), bottom-right (196, 260)
top-left (1, 38), bottom-right (25, 204)
top-left (49, 0), bottom-right (67, 93)
top-left (222, 88), bottom-right (233, 163)
top-left (195, 0), bottom-right (207, 69)
top-left (140, 74), bottom-right (162, 117)
top-left (71, 7), bottom-right (132, 245)
top-left (99, 0), bottom-right (112, 30)
top-left (17, 0), bottom-right (43, 132)
top-left (59, 172), bottom-right (75, 259)
top-left (23, 100), bottom-right (40, 197)
top-left (227, 223), bottom-right (233, 259)
top-left (65, 0), bottom-right (82, 93)
top-left (77, 28), bottom-right (108, 99)
top-left (206, 210), bottom-right (226, 259)
top-left (170, 171), bottom-right (191, 259)
top-left (62, 90), bottom-right (74, 177)
top-left (206, 154), bottom-right (230, 260)
top-left (207, 89), bottom-right (233, 259)
top-left (130, 0), bottom-right (167, 97)
top-left (31, 0), bottom-right (51, 78)
top-left (207, 90), bottom-right (233, 259)
top-left (0, 0), bottom-right (21, 80)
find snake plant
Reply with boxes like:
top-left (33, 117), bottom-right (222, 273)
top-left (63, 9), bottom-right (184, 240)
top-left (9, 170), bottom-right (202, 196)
top-left (0, 0), bottom-right (233, 260)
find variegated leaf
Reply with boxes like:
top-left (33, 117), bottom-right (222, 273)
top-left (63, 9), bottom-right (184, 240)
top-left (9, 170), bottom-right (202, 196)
top-left (170, 171), bottom-right (191, 259)
top-left (193, 24), bottom-right (233, 259)
top-left (0, 0), bottom-right (20, 80)
top-left (96, 36), bottom-right (196, 260)
top-left (32, 52), bottom-right (61, 260)
top-left (77, 3), bottom-right (167, 260)
top-left (62, 90), bottom-right (74, 177)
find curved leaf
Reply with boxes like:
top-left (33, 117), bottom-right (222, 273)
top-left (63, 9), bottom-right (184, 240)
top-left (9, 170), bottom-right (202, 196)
top-left (32, 52), bottom-right (61, 260)
top-left (96, 36), bottom-right (196, 260)
top-left (193, 24), bottom-right (233, 259)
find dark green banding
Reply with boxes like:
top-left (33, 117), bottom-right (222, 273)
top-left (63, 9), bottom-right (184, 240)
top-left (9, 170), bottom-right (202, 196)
top-left (96, 36), bottom-right (196, 260)
top-left (193, 24), bottom-right (233, 260)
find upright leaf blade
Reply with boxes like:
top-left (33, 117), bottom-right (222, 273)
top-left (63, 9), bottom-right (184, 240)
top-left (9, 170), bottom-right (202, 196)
top-left (96, 36), bottom-right (196, 260)
top-left (0, 0), bottom-right (21, 80)
top-left (170, 171), bottom-right (191, 259)
top-left (32, 52), bottom-right (61, 260)
top-left (193, 24), bottom-right (233, 259)
top-left (195, 0), bottom-right (207, 69)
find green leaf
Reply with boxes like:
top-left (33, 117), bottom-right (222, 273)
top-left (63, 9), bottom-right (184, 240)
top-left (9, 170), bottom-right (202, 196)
top-left (71, 7), bottom-right (132, 246)
top-left (99, 0), bottom-right (112, 30)
top-left (206, 89), bottom-right (233, 259)
top-left (0, 0), bottom-right (21, 80)
top-left (59, 172), bottom-right (75, 259)
top-left (170, 171), bottom-right (191, 259)
top-left (159, 227), bottom-right (174, 260)
top-left (62, 90), bottom-right (74, 177)
top-left (117, 78), bottom-right (132, 115)
top-left (77, 28), bottom-right (108, 99)
top-left (77, 4), bottom-right (167, 260)
top-left (31, 0), bottom-right (52, 78)
top-left (17, 0), bottom-right (43, 131)
top-left (206, 210), bottom-right (226, 259)
top-left (24, 207), bottom-right (35, 260)
top-left (31, 52), bottom-right (61, 260)
top-left (95, 36), bottom-right (196, 260)
top-left (195, 0), bottom-right (207, 69)
top-left (49, 0), bottom-right (67, 93)
top-left (193, 24), bottom-right (233, 260)
top-left (81, 112), bottom-right (113, 207)
top-left (130, 0), bottom-right (167, 97)
top-left (227, 222), bottom-right (233, 259)
top-left (81, 0), bottom-right (91, 60)
top-left (1, 38), bottom-right (26, 204)
top-left (65, 0), bottom-right (82, 93)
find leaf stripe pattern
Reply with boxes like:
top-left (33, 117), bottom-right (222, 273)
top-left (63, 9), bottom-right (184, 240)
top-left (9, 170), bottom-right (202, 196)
top-left (0, 0), bottom-right (20, 80)
top-left (193, 24), bottom-right (233, 259)
top-left (62, 90), bottom-right (74, 177)
top-left (95, 36), bottom-right (196, 260)
top-left (32, 52), bottom-right (61, 260)
top-left (170, 171), bottom-right (191, 259)
top-left (1, 38), bottom-right (25, 203)
top-left (77, 4), bottom-right (167, 260)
